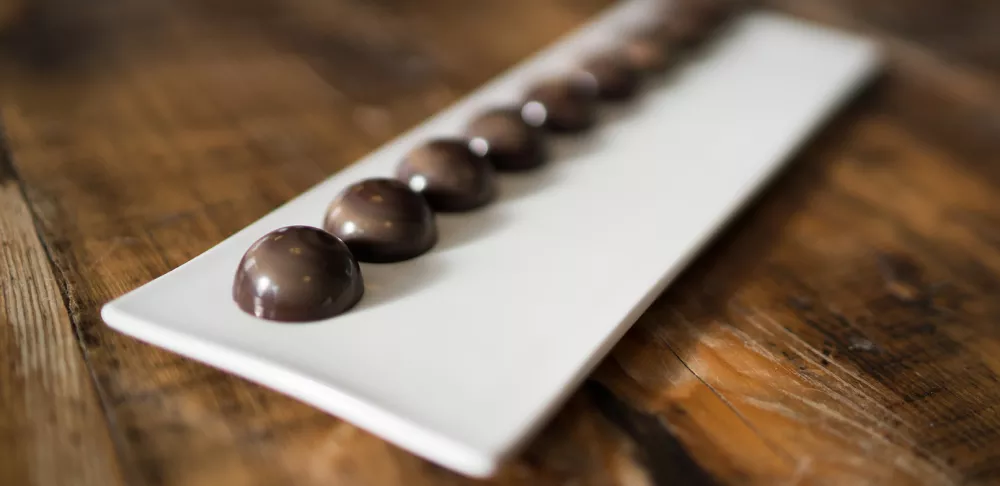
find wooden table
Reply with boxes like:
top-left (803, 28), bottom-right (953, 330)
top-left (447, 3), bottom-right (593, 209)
top-left (3, 0), bottom-right (1000, 484)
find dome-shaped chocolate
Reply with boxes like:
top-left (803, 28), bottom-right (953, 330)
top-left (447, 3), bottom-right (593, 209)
top-left (396, 138), bottom-right (496, 212)
top-left (578, 52), bottom-right (641, 101)
top-left (465, 108), bottom-right (547, 171)
top-left (323, 178), bottom-right (438, 263)
top-left (233, 226), bottom-right (364, 322)
top-left (623, 28), bottom-right (676, 73)
top-left (520, 75), bottom-right (597, 133)
top-left (655, 0), bottom-right (730, 48)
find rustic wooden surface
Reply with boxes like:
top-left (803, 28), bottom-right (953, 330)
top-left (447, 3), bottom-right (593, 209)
top-left (2, 0), bottom-right (1000, 484)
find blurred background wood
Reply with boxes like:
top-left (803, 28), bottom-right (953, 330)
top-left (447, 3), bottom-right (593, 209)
top-left (2, 0), bottom-right (1000, 484)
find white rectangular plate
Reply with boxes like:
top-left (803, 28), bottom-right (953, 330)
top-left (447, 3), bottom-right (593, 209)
top-left (102, 0), bottom-right (880, 478)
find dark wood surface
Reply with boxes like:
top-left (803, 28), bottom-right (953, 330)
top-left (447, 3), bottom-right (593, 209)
top-left (3, 0), bottom-right (1000, 484)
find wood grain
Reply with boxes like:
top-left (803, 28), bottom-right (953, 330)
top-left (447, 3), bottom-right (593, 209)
top-left (2, 0), bottom-right (1000, 484)
top-left (0, 143), bottom-right (124, 484)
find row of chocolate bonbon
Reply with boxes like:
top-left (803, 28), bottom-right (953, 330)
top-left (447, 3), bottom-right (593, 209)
top-left (233, 0), bottom-right (736, 322)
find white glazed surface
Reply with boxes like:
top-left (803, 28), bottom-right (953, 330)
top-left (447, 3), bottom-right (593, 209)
top-left (102, 0), bottom-right (880, 478)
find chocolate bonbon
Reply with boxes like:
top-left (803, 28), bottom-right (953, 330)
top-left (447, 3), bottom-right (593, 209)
top-left (688, 0), bottom-right (733, 28)
top-left (396, 138), bottom-right (496, 212)
top-left (465, 108), bottom-right (547, 171)
top-left (656, 0), bottom-right (729, 47)
top-left (623, 28), bottom-right (675, 73)
top-left (520, 76), bottom-right (597, 133)
top-left (578, 52), bottom-right (641, 101)
top-left (233, 226), bottom-right (364, 322)
top-left (324, 178), bottom-right (438, 263)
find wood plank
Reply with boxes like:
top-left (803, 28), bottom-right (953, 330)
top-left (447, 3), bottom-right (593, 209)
top-left (600, 72), bottom-right (1000, 483)
top-left (0, 147), bottom-right (124, 484)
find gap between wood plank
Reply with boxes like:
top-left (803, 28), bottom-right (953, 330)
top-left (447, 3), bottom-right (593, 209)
top-left (0, 123), bottom-right (131, 485)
